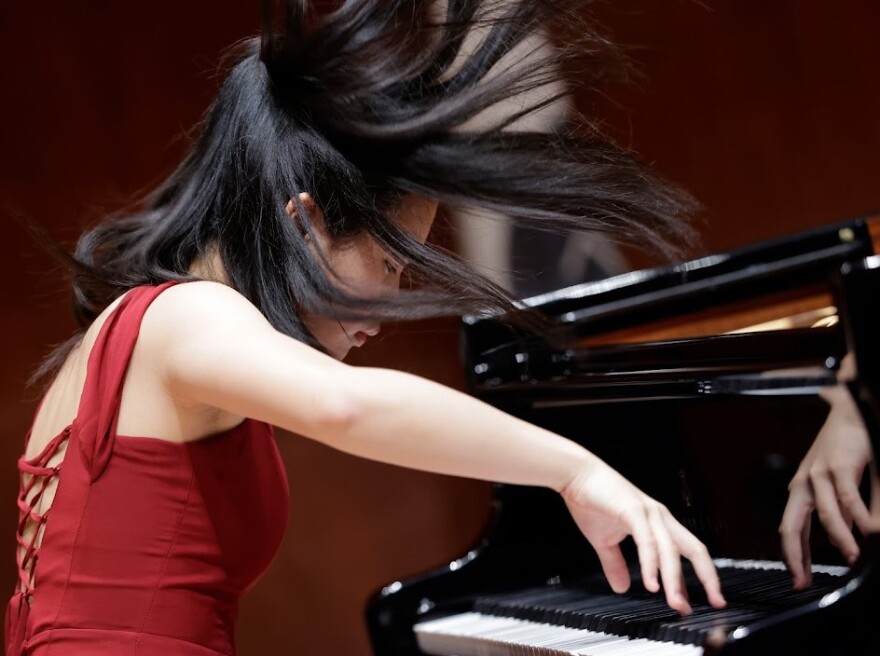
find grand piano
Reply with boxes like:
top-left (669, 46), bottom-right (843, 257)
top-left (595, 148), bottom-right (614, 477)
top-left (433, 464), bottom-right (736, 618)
top-left (365, 214), bottom-right (880, 655)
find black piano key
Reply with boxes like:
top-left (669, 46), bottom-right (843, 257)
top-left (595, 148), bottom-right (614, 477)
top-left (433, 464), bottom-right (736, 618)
top-left (660, 607), bottom-right (766, 645)
top-left (470, 562), bottom-right (850, 649)
top-left (531, 593), bottom-right (628, 630)
top-left (617, 605), bottom-right (685, 639)
top-left (475, 586), bottom-right (572, 619)
top-left (590, 598), bottom-right (666, 633)
top-left (541, 594), bottom-right (620, 627)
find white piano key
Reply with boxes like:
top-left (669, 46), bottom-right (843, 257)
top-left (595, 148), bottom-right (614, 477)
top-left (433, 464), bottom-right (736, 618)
top-left (415, 612), bottom-right (702, 656)
top-left (711, 558), bottom-right (848, 577)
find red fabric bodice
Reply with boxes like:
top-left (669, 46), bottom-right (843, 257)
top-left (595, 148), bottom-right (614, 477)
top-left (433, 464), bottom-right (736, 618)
top-left (5, 283), bottom-right (290, 655)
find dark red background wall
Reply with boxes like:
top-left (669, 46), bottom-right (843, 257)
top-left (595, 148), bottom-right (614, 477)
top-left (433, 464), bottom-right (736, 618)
top-left (1, 2), bottom-right (878, 655)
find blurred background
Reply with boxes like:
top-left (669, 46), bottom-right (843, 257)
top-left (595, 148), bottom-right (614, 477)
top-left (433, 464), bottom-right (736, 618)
top-left (1, 1), bottom-right (879, 654)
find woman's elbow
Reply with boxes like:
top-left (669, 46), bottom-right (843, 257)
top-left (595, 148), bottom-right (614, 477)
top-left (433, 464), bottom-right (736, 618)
top-left (308, 388), bottom-right (366, 444)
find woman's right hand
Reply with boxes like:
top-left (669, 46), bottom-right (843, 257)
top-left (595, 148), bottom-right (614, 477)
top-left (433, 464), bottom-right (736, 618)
top-left (561, 464), bottom-right (727, 615)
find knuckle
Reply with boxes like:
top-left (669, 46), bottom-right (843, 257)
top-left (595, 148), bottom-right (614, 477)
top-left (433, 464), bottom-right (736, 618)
top-left (815, 507), bottom-right (836, 527)
top-left (686, 542), bottom-right (710, 563)
top-left (808, 466), bottom-right (829, 482)
top-left (638, 534), bottom-right (659, 553)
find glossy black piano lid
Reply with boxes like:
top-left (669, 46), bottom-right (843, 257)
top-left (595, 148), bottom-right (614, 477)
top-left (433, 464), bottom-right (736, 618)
top-left (462, 215), bottom-right (875, 359)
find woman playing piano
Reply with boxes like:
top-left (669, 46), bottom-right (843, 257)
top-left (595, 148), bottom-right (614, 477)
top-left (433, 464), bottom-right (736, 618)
top-left (8, 2), bottom-right (727, 654)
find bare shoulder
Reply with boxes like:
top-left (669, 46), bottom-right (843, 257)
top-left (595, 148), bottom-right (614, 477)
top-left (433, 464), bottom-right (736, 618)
top-left (135, 281), bottom-right (350, 430)
top-left (144, 280), bottom-right (267, 333)
top-left (138, 280), bottom-right (277, 383)
top-left (77, 281), bottom-right (257, 367)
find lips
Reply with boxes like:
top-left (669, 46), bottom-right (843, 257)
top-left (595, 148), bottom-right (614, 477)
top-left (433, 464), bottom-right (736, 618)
top-left (353, 331), bottom-right (368, 347)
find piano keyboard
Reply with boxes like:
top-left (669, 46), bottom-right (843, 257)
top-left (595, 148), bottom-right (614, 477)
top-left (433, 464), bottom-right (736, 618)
top-left (413, 559), bottom-right (849, 656)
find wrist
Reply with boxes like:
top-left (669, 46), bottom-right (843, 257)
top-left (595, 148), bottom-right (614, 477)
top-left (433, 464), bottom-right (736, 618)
top-left (820, 385), bottom-right (863, 426)
top-left (556, 451), bottom-right (599, 497)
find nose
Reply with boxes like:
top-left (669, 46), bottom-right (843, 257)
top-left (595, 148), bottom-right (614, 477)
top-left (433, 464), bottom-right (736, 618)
top-left (363, 324), bottom-right (381, 337)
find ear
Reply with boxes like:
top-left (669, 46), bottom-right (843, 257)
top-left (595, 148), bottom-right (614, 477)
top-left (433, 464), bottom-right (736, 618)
top-left (285, 192), bottom-right (325, 239)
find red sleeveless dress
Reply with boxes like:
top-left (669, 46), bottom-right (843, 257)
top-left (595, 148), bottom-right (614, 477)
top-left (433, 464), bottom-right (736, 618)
top-left (5, 283), bottom-right (290, 655)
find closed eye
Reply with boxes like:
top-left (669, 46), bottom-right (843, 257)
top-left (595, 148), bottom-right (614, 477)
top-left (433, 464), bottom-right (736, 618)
top-left (383, 259), bottom-right (399, 275)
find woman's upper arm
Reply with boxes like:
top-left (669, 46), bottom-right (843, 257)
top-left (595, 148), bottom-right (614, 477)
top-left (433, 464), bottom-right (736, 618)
top-left (150, 281), bottom-right (359, 438)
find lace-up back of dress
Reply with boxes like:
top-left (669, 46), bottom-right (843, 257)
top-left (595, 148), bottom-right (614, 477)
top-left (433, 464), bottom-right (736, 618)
top-left (15, 425), bottom-right (71, 603)
top-left (5, 283), bottom-right (291, 656)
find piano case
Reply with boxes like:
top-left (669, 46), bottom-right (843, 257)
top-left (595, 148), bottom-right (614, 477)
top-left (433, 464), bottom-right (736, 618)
top-left (366, 215), bottom-right (880, 656)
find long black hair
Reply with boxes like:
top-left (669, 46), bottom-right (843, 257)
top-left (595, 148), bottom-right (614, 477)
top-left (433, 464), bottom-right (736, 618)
top-left (31, 0), bottom-right (699, 383)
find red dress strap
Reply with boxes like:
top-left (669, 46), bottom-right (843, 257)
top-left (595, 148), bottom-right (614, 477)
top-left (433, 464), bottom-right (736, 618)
top-left (74, 281), bottom-right (179, 482)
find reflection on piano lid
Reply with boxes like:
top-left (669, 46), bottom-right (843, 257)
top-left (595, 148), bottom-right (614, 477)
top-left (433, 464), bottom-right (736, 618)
top-left (467, 329), bottom-right (843, 405)
top-left (464, 217), bottom-right (879, 404)
top-left (463, 215), bottom-right (876, 350)
top-left (365, 216), bottom-right (880, 656)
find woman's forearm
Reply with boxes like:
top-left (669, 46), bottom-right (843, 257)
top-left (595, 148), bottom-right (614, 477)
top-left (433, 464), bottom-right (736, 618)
top-left (333, 366), bottom-right (599, 492)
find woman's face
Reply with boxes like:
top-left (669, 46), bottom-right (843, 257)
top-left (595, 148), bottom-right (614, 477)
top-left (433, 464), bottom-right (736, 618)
top-left (302, 194), bottom-right (437, 360)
